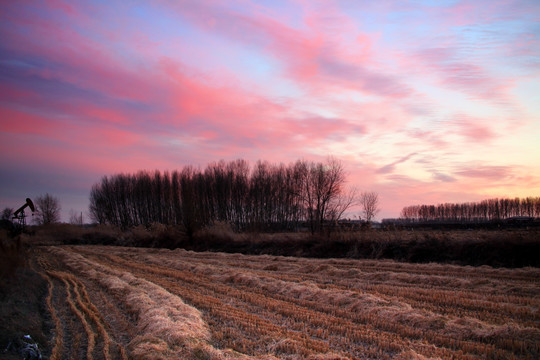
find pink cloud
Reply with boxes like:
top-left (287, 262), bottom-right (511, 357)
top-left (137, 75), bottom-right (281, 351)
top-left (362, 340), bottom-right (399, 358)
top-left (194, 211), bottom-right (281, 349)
top-left (1, 123), bottom-right (170, 180)
top-left (1, 107), bottom-right (62, 137)
top-left (432, 172), bottom-right (456, 183)
top-left (2, 0), bottom-right (415, 161)
top-left (81, 107), bottom-right (131, 126)
top-left (406, 129), bottom-right (450, 149)
top-left (0, 83), bottom-right (38, 102)
top-left (159, 1), bottom-right (410, 98)
top-left (437, 0), bottom-right (540, 28)
top-left (410, 47), bottom-right (515, 105)
top-left (159, 59), bottom-right (284, 140)
top-left (156, 57), bottom-right (370, 153)
top-left (1, 105), bottom-right (143, 150)
top-left (456, 165), bottom-right (513, 180)
top-left (1, 17), bottom-right (158, 105)
top-left (2, 14), bottom-right (322, 173)
top-left (452, 115), bottom-right (496, 142)
top-left (289, 116), bottom-right (366, 142)
top-left (376, 153), bottom-right (417, 174)
top-left (44, 0), bottom-right (78, 17)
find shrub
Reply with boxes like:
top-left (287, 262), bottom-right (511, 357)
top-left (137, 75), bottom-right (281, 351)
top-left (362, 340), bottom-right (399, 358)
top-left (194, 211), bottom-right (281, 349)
top-left (193, 222), bottom-right (246, 250)
top-left (0, 231), bottom-right (28, 280)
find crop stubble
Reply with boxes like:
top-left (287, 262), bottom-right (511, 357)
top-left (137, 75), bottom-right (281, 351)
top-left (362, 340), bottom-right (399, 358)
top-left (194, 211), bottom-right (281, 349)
top-left (33, 245), bottom-right (539, 360)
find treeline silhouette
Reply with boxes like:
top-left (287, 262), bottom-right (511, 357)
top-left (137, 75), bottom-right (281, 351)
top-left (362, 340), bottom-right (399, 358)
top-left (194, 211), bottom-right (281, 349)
top-left (400, 197), bottom-right (540, 222)
top-left (89, 158), bottom-right (351, 235)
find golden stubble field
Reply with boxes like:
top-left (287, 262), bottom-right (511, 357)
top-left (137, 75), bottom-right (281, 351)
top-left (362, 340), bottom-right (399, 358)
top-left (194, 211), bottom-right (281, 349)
top-left (32, 245), bottom-right (539, 360)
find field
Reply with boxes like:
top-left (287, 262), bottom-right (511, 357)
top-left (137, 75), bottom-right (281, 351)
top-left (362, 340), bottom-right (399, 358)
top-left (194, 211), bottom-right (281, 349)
top-left (4, 244), bottom-right (538, 359)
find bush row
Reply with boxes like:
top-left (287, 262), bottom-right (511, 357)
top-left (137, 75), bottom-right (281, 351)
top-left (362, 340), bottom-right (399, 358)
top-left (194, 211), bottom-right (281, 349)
top-left (19, 223), bottom-right (538, 268)
top-left (190, 226), bottom-right (540, 268)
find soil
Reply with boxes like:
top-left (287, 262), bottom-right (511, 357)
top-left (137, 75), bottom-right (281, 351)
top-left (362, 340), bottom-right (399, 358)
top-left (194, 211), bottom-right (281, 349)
top-left (0, 250), bottom-right (50, 359)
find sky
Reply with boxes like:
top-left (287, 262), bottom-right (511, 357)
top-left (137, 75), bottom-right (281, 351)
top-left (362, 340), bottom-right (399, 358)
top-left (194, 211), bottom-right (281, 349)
top-left (1, 0), bottom-right (539, 222)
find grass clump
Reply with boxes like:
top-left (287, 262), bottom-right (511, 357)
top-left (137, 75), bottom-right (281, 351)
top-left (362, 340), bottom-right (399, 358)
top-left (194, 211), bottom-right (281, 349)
top-left (0, 230), bottom-right (28, 280)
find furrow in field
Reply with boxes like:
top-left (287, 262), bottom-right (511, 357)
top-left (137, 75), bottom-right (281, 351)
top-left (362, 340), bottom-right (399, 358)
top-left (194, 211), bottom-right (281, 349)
top-left (72, 248), bottom-right (359, 359)
top-left (157, 248), bottom-right (539, 284)
top-left (37, 254), bottom-right (87, 360)
top-left (118, 247), bottom-right (539, 301)
top-left (48, 271), bottom-right (97, 360)
top-left (177, 252), bottom-right (538, 325)
top-left (37, 265), bottom-right (64, 360)
top-left (113, 249), bottom-right (540, 325)
top-left (111, 246), bottom-right (539, 359)
top-left (36, 247), bottom-right (132, 360)
top-left (73, 246), bottom-right (526, 359)
top-left (39, 245), bottom-right (540, 360)
top-left (47, 246), bottom-right (281, 360)
top-left (174, 249), bottom-right (539, 319)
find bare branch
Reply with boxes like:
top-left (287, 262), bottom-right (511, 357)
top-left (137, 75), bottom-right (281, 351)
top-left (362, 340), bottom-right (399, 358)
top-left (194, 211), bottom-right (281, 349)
top-left (360, 191), bottom-right (380, 223)
top-left (35, 193), bottom-right (61, 225)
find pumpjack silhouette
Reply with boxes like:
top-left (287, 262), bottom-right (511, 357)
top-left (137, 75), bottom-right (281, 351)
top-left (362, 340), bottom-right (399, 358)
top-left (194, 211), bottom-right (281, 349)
top-left (12, 198), bottom-right (35, 229)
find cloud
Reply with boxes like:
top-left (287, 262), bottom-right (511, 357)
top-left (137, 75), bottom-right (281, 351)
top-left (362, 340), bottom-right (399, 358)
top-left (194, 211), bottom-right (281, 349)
top-left (1, 0), bottom-right (539, 220)
top-left (288, 116), bottom-right (366, 142)
top-left (316, 57), bottom-right (410, 97)
top-left (376, 153), bottom-right (417, 174)
top-left (456, 165), bottom-right (513, 180)
top-left (159, 0), bottom-right (411, 99)
top-left (411, 47), bottom-right (514, 106)
top-left (452, 115), bottom-right (496, 142)
top-left (432, 172), bottom-right (456, 183)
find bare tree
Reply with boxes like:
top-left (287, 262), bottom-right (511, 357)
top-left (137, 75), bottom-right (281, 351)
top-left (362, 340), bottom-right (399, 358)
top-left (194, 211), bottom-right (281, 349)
top-left (328, 187), bottom-right (358, 221)
top-left (360, 191), bottom-right (380, 223)
top-left (180, 166), bottom-right (208, 239)
top-left (293, 157), bottom-right (348, 234)
top-left (1, 207), bottom-right (13, 221)
top-left (69, 209), bottom-right (84, 226)
top-left (35, 193), bottom-right (61, 225)
top-left (326, 186), bottom-right (358, 233)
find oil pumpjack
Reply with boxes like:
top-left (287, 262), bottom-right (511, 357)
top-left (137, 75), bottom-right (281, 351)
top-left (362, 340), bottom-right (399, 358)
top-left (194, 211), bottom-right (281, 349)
top-left (12, 198), bottom-right (35, 228)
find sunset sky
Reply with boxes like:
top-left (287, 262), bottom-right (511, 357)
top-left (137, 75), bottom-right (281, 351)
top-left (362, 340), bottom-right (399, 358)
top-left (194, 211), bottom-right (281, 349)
top-left (1, 0), bottom-right (539, 222)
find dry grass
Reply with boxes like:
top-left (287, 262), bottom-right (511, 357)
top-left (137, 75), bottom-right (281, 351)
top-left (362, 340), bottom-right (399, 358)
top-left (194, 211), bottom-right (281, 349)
top-left (56, 273), bottom-right (96, 360)
top-left (45, 246), bottom-right (278, 359)
top-left (0, 231), bottom-right (28, 280)
top-left (24, 245), bottom-right (539, 359)
top-left (38, 270), bottom-right (63, 360)
top-left (1, 247), bottom-right (48, 359)
top-left (30, 224), bottom-right (122, 246)
top-left (190, 226), bottom-right (540, 268)
top-left (26, 223), bottom-right (540, 267)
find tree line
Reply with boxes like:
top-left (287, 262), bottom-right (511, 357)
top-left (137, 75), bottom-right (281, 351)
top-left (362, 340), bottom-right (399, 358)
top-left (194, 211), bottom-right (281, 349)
top-left (89, 158), bottom-right (362, 235)
top-left (400, 197), bottom-right (540, 222)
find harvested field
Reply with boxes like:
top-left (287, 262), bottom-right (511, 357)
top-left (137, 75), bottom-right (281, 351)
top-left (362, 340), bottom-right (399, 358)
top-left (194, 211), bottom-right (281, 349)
top-left (23, 245), bottom-right (540, 359)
